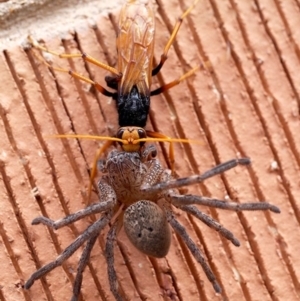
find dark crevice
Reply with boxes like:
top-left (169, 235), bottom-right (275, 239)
top-left (46, 38), bottom-right (97, 195)
top-left (0, 287), bottom-right (6, 301)
top-left (3, 48), bottom-right (79, 292)
top-left (155, 0), bottom-right (190, 68)
top-left (254, 0), bottom-right (300, 110)
top-left (117, 242), bottom-right (145, 300)
top-left (215, 15), bottom-right (300, 224)
top-left (213, 79), bottom-right (279, 299)
top-left (85, 258), bottom-right (108, 301)
top-left (174, 230), bottom-right (210, 301)
top-left (186, 0), bottom-right (279, 298)
top-left (215, 0), bottom-right (300, 294)
top-left (26, 49), bottom-right (85, 186)
top-left (273, 0), bottom-right (300, 64)
top-left (153, 0), bottom-right (203, 171)
top-left (24, 49), bottom-right (85, 231)
top-left (43, 43), bottom-right (91, 179)
top-left (148, 257), bottom-right (171, 301)
top-left (0, 215), bottom-right (31, 301)
top-left (153, 1), bottom-right (235, 298)
top-left (252, 0), bottom-right (300, 156)
top-left (0, 163), bottom-right (53, 301)
top-left (184, 0), bottom-right (294, 299)
top-left (163, 255), bottom-right (184, 301)
top-left (150, 57), bottom-right (184, 171)
top-left (228, 0), bottom-right (300, 170)
top-left (26, 43), bottom-right (110, 299)
top-left (94, 16), bottom-right (117, 68)
top-left (208, 0), bottom-right (300, 231)
top-left (72, 32), bottom-right (109, 125)
top-left (156, 0), bottom-right (290, 299)
top-left (218, 0), bottom-right (300, 226)
top-left (62, 38), bottom-right (99, 134)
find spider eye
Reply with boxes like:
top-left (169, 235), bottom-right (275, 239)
top-left (150, 149), bottom-right (157, 158)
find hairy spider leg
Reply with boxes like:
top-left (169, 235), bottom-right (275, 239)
top-left (24, 212), bottom-right (112, 290)
top-left (32, 176), bottom-right (118, 229)
top-left (24, 146), bottom-right (281, 298)
top-left (72, 233), bottom-right (99, 301)
top-left (143, 158), bottom-right (252, 193)
top-left (179, 204), bottom-right (240, 246)
top-left (106, 223), bottom-right (124, 301)
top-left (163, 205), bottom-right (222, 293)
top-left (170, 194), bottom-right (280, 213)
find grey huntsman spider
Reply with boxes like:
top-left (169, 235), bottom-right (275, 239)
top-left (24, 145), bottom-right (280, 301)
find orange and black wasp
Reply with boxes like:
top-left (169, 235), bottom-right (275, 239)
top-left (29, 0), bottom-right (201, 192)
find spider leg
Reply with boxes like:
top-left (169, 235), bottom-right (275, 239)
top-left (142, 158), bottom-right (251, 193)
top-left (71, 233), bottom-right (99, 301)
top-left (170, 194), bottom-right (280, 213)
top-left (32, 178), bottom-right (117, 230)
top-left (24, 211), bottom-right (112, 290)
top-left (164, 209), bottom-right (222, 293)
top-left (105, 223), bottom-right (124, 301)
top-left (179, 205), bottom-right (240, 246)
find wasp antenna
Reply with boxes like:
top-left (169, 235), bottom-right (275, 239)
top-left (135, 137), bottom-right (203, 145)
top-left (46, 134), bottom-right (126, 144)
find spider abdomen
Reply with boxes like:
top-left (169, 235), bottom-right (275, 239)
top-left (124, 200), bottom-right (171, 258)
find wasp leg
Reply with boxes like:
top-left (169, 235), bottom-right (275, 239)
top-left (27, 36), bottom-right (119, 96)
top-left (150, 64), bottom-right (200, 96)
top-left (152, 0), bottom-right (200, 76)
top-left (88, 140), bottom-right (114, 203)
top-left (105, 75), bottom-right (119, 91)
top-left (145, 130), bottom-right (175, 173)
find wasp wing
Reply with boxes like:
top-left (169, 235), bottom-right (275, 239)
top-left (117, 0), bottom-right (155, 97)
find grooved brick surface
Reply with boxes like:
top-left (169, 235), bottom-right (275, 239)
top-left (0, 0), bottom-right (299, 301)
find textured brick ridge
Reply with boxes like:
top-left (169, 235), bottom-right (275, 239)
top-left (0, 0), bottom-right (299, 300)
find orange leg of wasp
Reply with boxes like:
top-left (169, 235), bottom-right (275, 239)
top-left (146, 131), bottom-right (175, 173)
top-left (28, 36), bottom-right (120, 97)
top-left (88, 140), bottom-right (114, 203)
top-left (150, 64), bottom-right (200, 96)
top-left (152, 0), bottom-right (199, 76)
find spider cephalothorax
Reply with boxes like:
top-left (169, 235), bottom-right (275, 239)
top-left (24, 145), bottom-right (280, 301)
